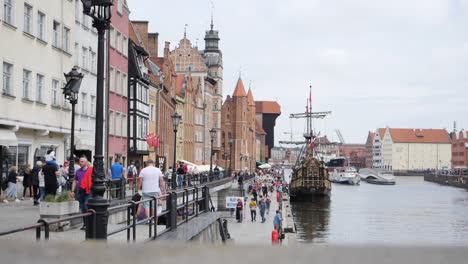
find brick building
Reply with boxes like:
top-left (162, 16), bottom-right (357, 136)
top-left (221, 79), bottom-right (257, 172)
top-left (365, 132), bottom-right (375, 168)
top-left (451, 130), bottom-right (468, 168)
top-left (339, 144), bottom-right (366, 169)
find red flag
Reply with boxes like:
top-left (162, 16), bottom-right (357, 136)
top-left (145, 133), bottom-right (155, 147)
top-left (153, 135), bottom-right (160, 148)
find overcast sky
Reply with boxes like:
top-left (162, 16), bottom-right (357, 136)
top-left (129, 0), bottom-right (468, 144)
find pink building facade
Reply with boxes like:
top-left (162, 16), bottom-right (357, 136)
top-left (107, 1), bottom-right (130, 168)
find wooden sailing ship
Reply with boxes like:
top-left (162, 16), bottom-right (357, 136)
top-left (289, 87), bottom-right (332, 201)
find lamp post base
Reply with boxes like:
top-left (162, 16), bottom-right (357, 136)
top-left (87, 154), bottom-right (109, 240)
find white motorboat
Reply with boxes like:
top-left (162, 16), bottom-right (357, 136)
top-left (330, 167), bottom-right (360, 185)
top-left (359, 168), bottom-right (396, 185)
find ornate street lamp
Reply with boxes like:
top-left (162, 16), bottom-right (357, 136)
top-left (209, 128), bottom-right (217, 181)
top-left (171, 112), bottom-right (182, 189)
top-left (228, 136), bottom-right (233, 177)
top-left (81, 0), bottom-right (112, 240)
top-left (62, 67), bottom-right (84, 188)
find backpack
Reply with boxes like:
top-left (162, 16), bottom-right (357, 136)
top-left (127, 166), bottom-right (134, 177)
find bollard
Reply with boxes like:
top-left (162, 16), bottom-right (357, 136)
top-left (272, 229), bottom-right (279, 244)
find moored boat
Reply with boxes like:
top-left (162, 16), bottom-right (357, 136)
top-left (359, 168), bottom-right (396, 185)
top-left (330, 167), bottom-right (360, 185)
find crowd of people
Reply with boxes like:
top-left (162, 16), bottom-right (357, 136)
top-left (235, 169), bottom-right (285, 232)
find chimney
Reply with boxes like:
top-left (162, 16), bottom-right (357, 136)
top-left (148, 33), bottom-right (159, 58)
top-left (164, 41), bottom-right (170, 58)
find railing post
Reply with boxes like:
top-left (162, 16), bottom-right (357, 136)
top-left (169, 192), bottom-right (177, 230)
top-left (202, 186), bottom-right (210, 212)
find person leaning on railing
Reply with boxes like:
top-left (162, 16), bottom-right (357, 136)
top-left (136, 159), bottom-right (167, 218)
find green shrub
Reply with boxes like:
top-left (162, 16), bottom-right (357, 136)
top-left (43, 191), bottom-right (73, 202)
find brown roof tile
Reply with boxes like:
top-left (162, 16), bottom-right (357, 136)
top-left (389, 128), bottom-right (451, 143)
top-left (255, 101), bottom-right (281, 114)
top-left (175, 74), bottom-right (185, 96)
top-left (247, 89), bottom-right (255, 106)
top-left (232, 78), bottom-right (247, 97)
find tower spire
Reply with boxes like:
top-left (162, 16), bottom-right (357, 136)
top-left (184, 24), bottom-right (188, 38)
top-left (210, 1), bottom-right (214, 30)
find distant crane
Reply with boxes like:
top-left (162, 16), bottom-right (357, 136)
top-left (335, 129), bottom-right (345, 144)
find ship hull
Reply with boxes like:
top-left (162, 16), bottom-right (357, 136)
top-left (289, 187), bottom-right (331, 201)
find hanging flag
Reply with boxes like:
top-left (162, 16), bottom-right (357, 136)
top-left (145, 133), bottom-right (155, 147)
top-left (153, 135), bottom-right (160, 148)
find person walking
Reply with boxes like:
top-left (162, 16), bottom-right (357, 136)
top-left (249, 198), bottom-right (257, 222)
top-left (259, 196), bottom-right (267, 223)
top-left (6, 166), bottom-right (21, 202)
top-left (273, 210), bottom-right (282, 231)
top-left (71, 156), bottom-right (93, 230)
top-left (235, 198), bottom-right (243, 223)
top-left (266, 194), bottom-right (272, 215)
top-left (21, 164), bottom-right (32, 200)
top-left (176, 164), bottom-right (185, 188)
top-left (252, 188), bottom-right (258, 203)
top-left (127, 161), bottom-right (137, 187)
top-left (137, 159), bottom-right (166, 220)
top-left (42, 158), bottom-right (58, 197)
top-left (111, 157), bottom-right (125, 199)
top-left (31, 161), bottom-right (42, 205)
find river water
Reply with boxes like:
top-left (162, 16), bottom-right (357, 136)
top-left (287, 173), bottom-right (468, 245)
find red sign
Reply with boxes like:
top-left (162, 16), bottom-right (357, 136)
top-left (145, 133), bottom-right (160, 148)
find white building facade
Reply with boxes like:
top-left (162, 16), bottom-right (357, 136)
top-left (377, 128), bottom-right (451, 171)
top-left (72, 0), bottom-right (97, 159)
top-left (0, 0), bottom-right (75, 172)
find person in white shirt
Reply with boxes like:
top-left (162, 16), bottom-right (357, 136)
top-left (137, 159), bottom-right (166, 218)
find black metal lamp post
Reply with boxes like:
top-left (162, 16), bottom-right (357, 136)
top-left (171, 112), bottom-right (182, 189)
top-left (224, 152), bottom-right (228, 177)
top-left (62, 67), bottom-right (84, 188)
top-left (229, 136), bottom-right (233, 177)
top-left (81, 0), bottom-right (112, 240)
top-left (209, 128), bottom-right (217, 181)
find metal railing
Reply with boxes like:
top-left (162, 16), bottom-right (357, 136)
top-left (106, 185), bottom-right (210, 242)
top-left (0, 210), bottom-right (96, 241)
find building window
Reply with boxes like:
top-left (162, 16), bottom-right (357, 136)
top-left (63, 27), bottom-right (70, 52)
top-left (36, 74), bottom-right (44, 103)
top-left (109, 26), bottom-right (115, 48)
top-left (116, 31), bottom-right (122, 53)
top-left (52, 79), bottom-right (60, 106)
top-left (22, 69), bottom-right (32, 100)
top-left (74, 0), bottom-right (80, 21)
top-left (90, 95), bottom-right (95, 117)
top-left (122, 114), bottom-right (127, 137)
top-left (123, 36), bottom-right (128, 56)
top-left (116, 112), bottom-right (121, 136)
top-left (122, 73), bottom-right (127, 97)
top-left (150, 104), bottom-right (155, 121)
top-left (37, 12), bottom-right (45, 40)
top-left (90, 51), bottom-right (96, 73)
top-left (175, 64), bottom-right (181, 72)
top-left (2, 62), bottom-right (13, 95)
top-left (109, 111), bottom-right (114, 135)
top-left (24, 4), bottom-right (32, 34)
top-left (116, 70), bottom-right (121, 94)
top-left (4, 0), bottom-right (14, 25)
top-left (117, 0), bottom-right (123, 14)
top-left (109, 67), bottom-right (114, 92)
top-left (82, 47), bottom-right (87, 69)
top-left (81, 92), bottom-right (87, 115)
top-left (74, 43), bottom-right (79, 66)
top-left (53, 21), bottom-right (60, 48)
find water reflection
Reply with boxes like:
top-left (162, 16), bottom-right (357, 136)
top-left (290, 200), bottom-right (330, 243)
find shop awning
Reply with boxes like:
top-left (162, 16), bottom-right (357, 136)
top-left (0, 128), bottom-right (17, 146)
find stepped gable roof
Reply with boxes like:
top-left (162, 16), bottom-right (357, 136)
top-left (388, 128), bottom-right (451, 143)
top-left (175, 74), bottom-right (185, 96)
top-left (232, 78), bottom-right (247, 97)
top-left (369, 132), bottom-right (376, 140)
top-left (247, 89), bottom-right (255, 106)
top-left (256, 120), bottom-right (266, 135)
top-left (255, 101), bottom-right (281, 114)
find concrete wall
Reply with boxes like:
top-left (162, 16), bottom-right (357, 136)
top-left (424, 174), bottom-right (468, 189)
top-left (392, 143), bottom-right (451, 170)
